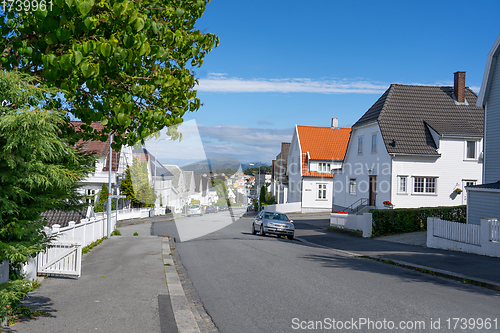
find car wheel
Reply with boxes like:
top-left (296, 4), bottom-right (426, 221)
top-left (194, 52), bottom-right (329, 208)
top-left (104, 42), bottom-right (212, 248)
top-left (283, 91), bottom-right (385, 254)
top-left (287, 234), bottom-right (294, 240)
top-left (251, 223), bottom-right (257, 235)
top-left (260, 225), bottom-right (266, 236)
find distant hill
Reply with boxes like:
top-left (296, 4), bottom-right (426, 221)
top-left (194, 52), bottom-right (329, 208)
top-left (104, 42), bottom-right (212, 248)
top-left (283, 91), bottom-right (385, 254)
top-left (182, 157), bottom-right (269, 175)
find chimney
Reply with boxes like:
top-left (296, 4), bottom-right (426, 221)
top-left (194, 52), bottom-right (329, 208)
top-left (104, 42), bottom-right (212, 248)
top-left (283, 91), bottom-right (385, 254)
top-left (331, 118), bottom-right (339, 129)
top-left (454, 71), bottom-right (466, 104)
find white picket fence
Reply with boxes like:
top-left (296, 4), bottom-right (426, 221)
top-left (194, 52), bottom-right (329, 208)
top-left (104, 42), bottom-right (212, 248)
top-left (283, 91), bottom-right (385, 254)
top-left (427, 217), bottom-right (500, 258)
top-left (432, 218), bottom-right (480, 245)
top-left (33, 207), bottom-right (162, 278)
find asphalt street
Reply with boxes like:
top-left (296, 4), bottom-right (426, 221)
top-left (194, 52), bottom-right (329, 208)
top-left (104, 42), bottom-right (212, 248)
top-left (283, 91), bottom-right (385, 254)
top-left (173, 214), bottom-right (500, 333)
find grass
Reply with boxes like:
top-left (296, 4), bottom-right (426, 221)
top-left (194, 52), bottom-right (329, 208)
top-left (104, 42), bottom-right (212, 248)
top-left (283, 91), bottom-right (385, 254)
top-left (82, 237), bottom-right (106, 254)
top-left (6, 305), bottom-right (51, 326)
top-left (133, 232), bottom-right (139, 236)
top-left (111, 229), bottom-right (121, 236)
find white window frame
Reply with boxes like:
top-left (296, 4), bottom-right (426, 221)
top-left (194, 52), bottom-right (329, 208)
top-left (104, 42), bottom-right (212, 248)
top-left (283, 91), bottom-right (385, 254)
top-left (318, 162), bottom-right (331, 172)
top-left (412, 177), bottom-right (437, 195)
top-left (465, 140), bottom-right (477, 160)
top-left (397, 176), bottom-right (407, 194)
top-left (371, 134), bottom-right (377, 153)
top-left (317, 183), bottom-right (327, 200)
top-left (358, 136), bottom-right (363, 154)
top-left (349, 178), bottom-right (357, 195)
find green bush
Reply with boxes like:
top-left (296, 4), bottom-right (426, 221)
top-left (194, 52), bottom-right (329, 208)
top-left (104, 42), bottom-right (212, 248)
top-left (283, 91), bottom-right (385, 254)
top-left (371, 205), bottom-right (466, 236)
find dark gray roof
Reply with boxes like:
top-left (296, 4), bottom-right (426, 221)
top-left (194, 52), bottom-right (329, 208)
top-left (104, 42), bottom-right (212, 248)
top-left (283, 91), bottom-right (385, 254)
top-left (353, 84), bottom-right (484, 155)
top-left (467, 181), bottom-right (500, 190)
top-left (41, 209), bottom-right (88, 228)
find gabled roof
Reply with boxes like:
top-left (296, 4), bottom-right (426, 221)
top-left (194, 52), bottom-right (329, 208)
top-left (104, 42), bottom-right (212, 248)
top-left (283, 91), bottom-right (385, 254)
top-left (353, 84), bottom-right (484, 156)
top-left (164, 165), bottom-right (184, 187)
top-left (477, 34), bottom-right (500, 107)
top-left (184, 171), bottom-right (194, 191)
top-left (296, 125), bottom-right (351, 161)
top-left (41, 208), bottom-right (88, 228)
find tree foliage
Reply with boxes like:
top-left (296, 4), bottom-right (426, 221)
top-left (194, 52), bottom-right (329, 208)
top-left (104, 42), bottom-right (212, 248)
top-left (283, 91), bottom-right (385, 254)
top-left (244, 166), bottom-right (271, 175)
top-left (0, 71), bottom-right (96, 276)
top-left (94, 183), bottom-right (115, 212)
top-left (120, 157), bottom-right (155, 207)
top-left (0, 0), bottom-right (219, 147)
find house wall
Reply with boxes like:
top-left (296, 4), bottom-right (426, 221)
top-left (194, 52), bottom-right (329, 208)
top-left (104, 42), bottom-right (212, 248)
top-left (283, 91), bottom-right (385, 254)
top-left (391, 138), bottom-right (482, 208)
top-left (484, 55), bottom-right (500, 184)
top-left (333, 123), bottom-right (391, 209)
top-left (301, 177), bottom-right (333, 210)
top-left (467, 189), bottom-right (500, 225)
top-left (287, 128), bottom-right (302, 203)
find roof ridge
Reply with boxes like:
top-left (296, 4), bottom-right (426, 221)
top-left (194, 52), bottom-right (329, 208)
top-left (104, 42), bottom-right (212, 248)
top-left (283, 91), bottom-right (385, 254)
top-left (296, 124), bottom-right (350, 129)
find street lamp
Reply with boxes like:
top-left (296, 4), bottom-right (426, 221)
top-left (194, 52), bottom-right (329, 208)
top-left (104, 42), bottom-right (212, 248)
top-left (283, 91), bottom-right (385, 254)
top-left (250, 163), bottom-right (261, 212)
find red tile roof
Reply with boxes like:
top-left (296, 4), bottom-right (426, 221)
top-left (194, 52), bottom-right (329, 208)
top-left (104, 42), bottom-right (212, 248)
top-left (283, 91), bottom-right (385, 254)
top-left (70, 121), bottom-right (120, 171)
top-left (297, 125), bottom-right (351, 178)
top-left (297, 125), bottom-right (351, 160)
top-left (301, 153), bottom-right (333, 178)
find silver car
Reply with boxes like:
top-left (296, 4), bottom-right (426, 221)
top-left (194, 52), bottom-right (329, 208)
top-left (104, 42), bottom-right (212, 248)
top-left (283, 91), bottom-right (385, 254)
top-left (187, 204), bottom-right (202, 216)
top-left (252, 210), bottom-right (294, 240)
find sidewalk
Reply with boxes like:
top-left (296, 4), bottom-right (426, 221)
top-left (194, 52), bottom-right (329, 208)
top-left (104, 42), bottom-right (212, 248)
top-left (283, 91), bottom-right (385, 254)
top-left (292, 216), bottom-right (500, 291)
top-left (3, 222), bottom-right (179, 333)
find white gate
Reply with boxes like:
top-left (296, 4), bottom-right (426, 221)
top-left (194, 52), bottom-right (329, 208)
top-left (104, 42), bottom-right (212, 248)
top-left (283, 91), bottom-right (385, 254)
top-left (37, 240), bottom-right (82, 277)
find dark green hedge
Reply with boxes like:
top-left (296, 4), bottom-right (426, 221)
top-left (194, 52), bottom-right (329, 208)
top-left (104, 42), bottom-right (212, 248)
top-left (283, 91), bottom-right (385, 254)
top-left (371, 205), bottom-right (466, 237)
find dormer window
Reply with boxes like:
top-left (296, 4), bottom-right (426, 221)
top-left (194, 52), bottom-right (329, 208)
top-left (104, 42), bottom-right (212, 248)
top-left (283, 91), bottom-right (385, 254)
top-left (318, 162), bottom-right (330, 172)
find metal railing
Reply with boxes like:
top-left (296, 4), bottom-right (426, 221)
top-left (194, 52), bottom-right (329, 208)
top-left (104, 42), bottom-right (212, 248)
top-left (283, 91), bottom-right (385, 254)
top-left (346, 198), bottom-right (369, 214)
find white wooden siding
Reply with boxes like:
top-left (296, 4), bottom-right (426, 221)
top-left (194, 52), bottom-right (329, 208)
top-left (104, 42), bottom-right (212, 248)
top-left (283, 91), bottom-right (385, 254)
top-left (467, 190), bottom-right (500, 225)
top-left (392, 138), bottom-right (482, 208)
top-left (333, 124), bottom-right (392, 209)
top-left (484, 56), bottom-right (500, 183)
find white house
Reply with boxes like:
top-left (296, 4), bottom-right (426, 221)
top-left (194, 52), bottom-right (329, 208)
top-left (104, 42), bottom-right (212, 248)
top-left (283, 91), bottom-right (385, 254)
top-left (467, 34), bottom-right (500, 225)
top-left (271, 142), bottom-right (290, 204)
top-left (333, 72), bottom-right (484, 211)
top-left (72, 121), bottom-right (130, 207)
top-left (287, 119), bottom-right (351, 212)
top-left (165, 165), bottom-right (187, 212)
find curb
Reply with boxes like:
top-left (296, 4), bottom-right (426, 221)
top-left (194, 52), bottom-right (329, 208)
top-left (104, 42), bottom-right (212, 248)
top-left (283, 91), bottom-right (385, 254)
top-left (294, 237), bottom-right (500, 292)
top-left (162, 237), bottom-right (201, 333)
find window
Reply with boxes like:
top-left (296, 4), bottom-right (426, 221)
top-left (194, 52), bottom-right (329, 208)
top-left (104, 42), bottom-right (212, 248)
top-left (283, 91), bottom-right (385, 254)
top-left (413, 177), bottom-right (437, 194)
top-left (318, 163), bottom-right (331, 172)
top-left (317, 184), bottom-right (327, 199)
top-left (466, 141), bottom-right (476, 159)
top-left (358, 137), bottom-right (363, 153)
top-left (371, 134), bottom-right (377, 153)
top-left (398, 176), bottom-right (407, 193)
top-left (86, 189), bottom-right (95, 204)
top-left (349, 178), bottom-right (356, 194)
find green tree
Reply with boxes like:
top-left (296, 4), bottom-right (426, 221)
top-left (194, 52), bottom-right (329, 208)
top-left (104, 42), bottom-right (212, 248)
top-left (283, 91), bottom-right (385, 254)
top-left (94, 183), bottom-right (115, 212)
top-left (259, 185), bottom-right (266, 209)
top-left (0, 0), bottom-right (220, 148)
top-left (211, 178), bottom-right (228, 206)
top-left (121, 157), bottom-right (156, 207)
top-left (120, 165), bottom-right (138, 205)
top-left (244, 166), bottom-right (271, 175)
top-left (0, 71), bottom-right (95, 322)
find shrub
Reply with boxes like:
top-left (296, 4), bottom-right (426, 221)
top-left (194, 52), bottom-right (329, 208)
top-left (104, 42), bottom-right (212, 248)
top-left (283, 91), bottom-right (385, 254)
top-left (371, 205), bottom-right (466, 236)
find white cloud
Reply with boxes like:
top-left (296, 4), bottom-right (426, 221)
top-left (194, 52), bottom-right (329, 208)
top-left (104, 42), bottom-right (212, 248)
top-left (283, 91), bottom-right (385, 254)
top-left (197, 76), bottom-right (388, 94)
top-left (197, 125), bottom-right (294, 163)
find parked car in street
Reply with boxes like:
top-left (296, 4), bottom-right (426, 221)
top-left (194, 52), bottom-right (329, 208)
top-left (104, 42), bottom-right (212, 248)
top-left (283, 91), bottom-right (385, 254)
top-left (205, 205), bottom-right (217, 214)
top-left (252, 210), bottom-right (294, 240)
top-left (187, 204), bottom-right (203, 216)
top-left (219, 205), bottom-right (229, 211)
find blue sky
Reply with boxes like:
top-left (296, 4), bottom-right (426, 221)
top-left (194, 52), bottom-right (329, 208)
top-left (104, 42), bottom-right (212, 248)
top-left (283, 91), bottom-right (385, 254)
top-left (175, 0), bottom-right (500, 166)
